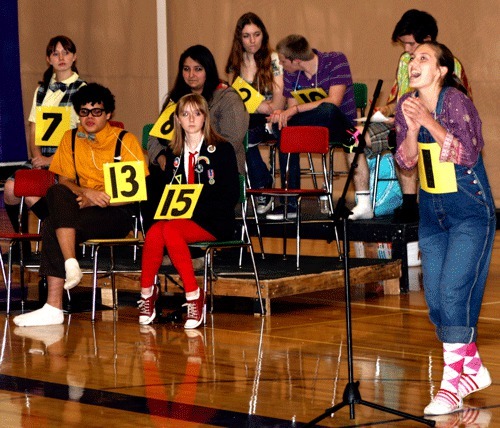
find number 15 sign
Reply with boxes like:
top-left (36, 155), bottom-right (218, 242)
top-left (154, 184), bottom-right (203, 220)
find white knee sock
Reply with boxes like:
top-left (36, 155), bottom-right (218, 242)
top-left (349, 191), bottom-right (373, 220)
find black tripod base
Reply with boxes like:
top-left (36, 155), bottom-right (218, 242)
top-left (304, 381), bottom-right (435, 427)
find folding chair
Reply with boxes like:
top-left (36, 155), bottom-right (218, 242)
top-left (0, 169), bottom-right (56, 313)
top-left (78, 202), bottom-right (144, 321)
top-left (189, 175), bottom-right (265, 319)
top-left (353, 82), bottom-right (368, 117)
top-left (242, 132), bottom-right (265, 256)
top-left (109, 120), bottom-right (125, 129)
top-left (80, 237), bottom-right (142, 321)
top-left (142, 123), bottom-right (154, 151)
top-left (247, 126), bottom-right (335, 270)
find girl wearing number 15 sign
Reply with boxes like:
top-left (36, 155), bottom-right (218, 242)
top-left (395, 42), bottom-right (495, 415)
top-left (139, 93), bottom-right (240, 329)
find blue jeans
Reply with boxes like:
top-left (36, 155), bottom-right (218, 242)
top-left (419, 155), bottom-right (496, 344)
top-left (275, 103), bottom-right (351, 206)
top-left (246, 114), bottom-right (273, 189)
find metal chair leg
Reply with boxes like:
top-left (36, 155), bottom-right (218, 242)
top-left (269, 144), bottom-right (277, 186)
top-left (244, 166), bottom-right (265, 259)
top-left (296, 198), bottom-right (302, 270)
top-left (91, 245), bottom-right (100, 322)
top-left (372, 153), bottom-right (382, 212)
top-left (6, 244), bottom-right (14, 314)
top-left (110, 247), bottom-right (117, 310)
top-left (307, 153), bottom-right (318, 189)
top-left (203, 249), bottom-right (210, 323)
top-left (209, 249), bottom-right (215, 316)
top-left (244, 230), bottom-right (265, 316)
top-left (245, 195), bottom-right (265, 258)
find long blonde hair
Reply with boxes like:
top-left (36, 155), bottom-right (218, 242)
top-left (169, 93), bottom-right (223, 155)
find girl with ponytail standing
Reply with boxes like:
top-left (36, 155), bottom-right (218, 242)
top-left (395, 41), bottom-right (494, 415)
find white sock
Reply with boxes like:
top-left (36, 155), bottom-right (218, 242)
top-left (186, 288), bottom-right (200, 301)
top-left (64, 258), bottom-right (83, 290)
top-left (141, 286), bottom-right (155, 298)
top-left (13, 304), bottom-right (64, 327)
top-left (349, 192), bottom-right (373, 220)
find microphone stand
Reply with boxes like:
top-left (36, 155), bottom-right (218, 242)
top-left (305, 80), bottom-right (435, 427)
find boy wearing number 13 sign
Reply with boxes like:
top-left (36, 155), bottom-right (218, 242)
top-left (13, 83), bottom-right (148, 327)
top-left (138, 93), bottom-right (240, 329)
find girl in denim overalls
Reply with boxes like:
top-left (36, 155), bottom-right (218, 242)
top-left (395, 41), bottom-right (495, 416)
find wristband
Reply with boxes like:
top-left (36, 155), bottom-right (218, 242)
top-left (440, 131), bottom-right (454, 161)
top-left (443, 132), bottom-right (454, 147)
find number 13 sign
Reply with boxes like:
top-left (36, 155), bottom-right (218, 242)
top-left (103, 161), bottom-right (147, 203)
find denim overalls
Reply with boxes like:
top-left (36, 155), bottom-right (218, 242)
top-left (418, 88), bottom-right (496, 344)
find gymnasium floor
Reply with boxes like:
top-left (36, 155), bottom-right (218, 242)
top-left (1, 245), bottom-right (499, 427)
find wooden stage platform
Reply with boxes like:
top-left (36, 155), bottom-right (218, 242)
top-left (159, 254), bottom-right (401, 315)
top-left (2, 198), bottom-right (402, 316)
top-left (12, 250), bottom-right (401, 316)
top-left (245, 199), bottom-right (418, 293)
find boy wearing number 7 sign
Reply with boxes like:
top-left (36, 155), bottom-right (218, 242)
top-left (13, 83), bottom-right (148, 327)
top-left (138, 93), bottom-right (240, 329)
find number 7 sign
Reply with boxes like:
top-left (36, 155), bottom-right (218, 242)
top-left (35, 106), bottom-right (71, 146)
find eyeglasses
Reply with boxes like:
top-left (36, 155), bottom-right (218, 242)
top-left (78, 108), bottom-right (105, 117)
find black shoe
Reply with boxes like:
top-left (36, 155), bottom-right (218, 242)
top-left (392, 205), bottom-right (419, 224)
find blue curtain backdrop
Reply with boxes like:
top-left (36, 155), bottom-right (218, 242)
top-left (0, 0), bottom-right (28, 165)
